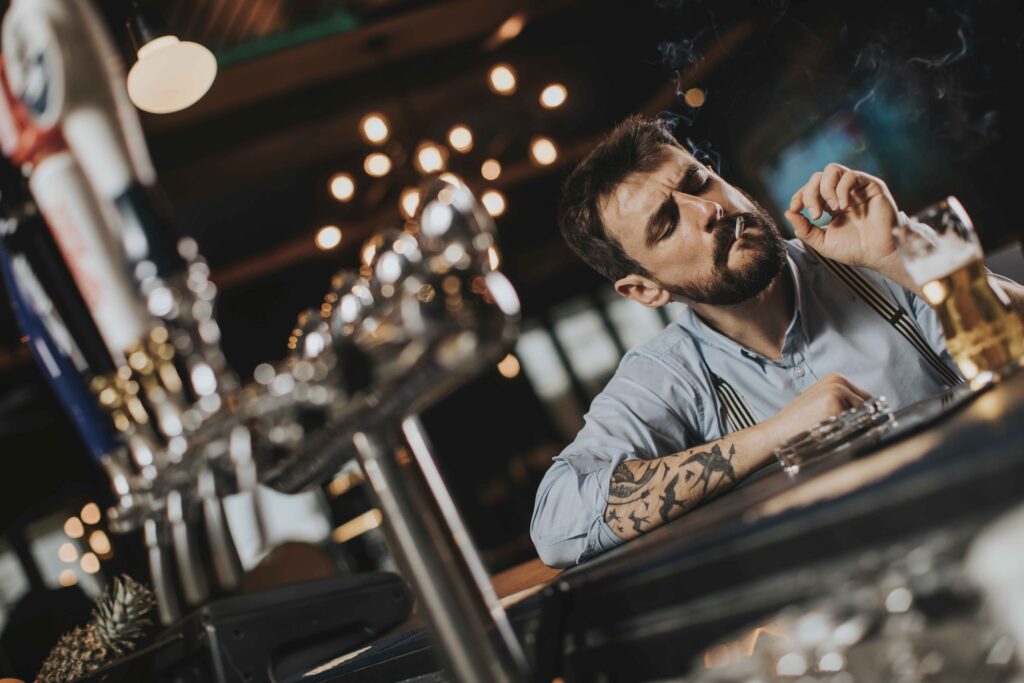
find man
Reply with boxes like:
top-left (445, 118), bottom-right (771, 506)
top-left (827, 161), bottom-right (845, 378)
top-left (531, 114), bottom-right (1024, 568)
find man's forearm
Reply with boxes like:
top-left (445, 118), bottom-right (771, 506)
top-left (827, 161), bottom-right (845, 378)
top-left (604, 423), bottom-right (779, 541)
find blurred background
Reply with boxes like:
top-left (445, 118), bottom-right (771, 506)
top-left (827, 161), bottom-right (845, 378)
top-left (1, 0), bottom-right (1023, 658)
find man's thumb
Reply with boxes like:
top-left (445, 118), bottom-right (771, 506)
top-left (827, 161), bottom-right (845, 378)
top-left (785, 210), bottom-right (823, 248)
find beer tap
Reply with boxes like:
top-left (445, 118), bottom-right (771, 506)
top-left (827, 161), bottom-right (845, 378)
top-left (259, 178), bottom-right (528, 682)
top-left (1, 0), bottom-right (243, 620)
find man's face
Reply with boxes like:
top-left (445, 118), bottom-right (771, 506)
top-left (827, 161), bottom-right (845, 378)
top-left (600, 146), bottom-right (787, 306)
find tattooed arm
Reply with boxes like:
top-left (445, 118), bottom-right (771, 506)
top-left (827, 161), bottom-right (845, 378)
top-left (604, 427), bottom-right (767, 540)
top-left (605, 372), bottom-right (874, 541)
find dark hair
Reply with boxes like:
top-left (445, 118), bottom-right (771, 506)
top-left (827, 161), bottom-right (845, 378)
top-left (558, 114), bottom-right (682, 282)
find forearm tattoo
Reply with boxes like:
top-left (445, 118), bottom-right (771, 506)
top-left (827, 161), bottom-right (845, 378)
top-left (604, 442), bottom-right (738, 539)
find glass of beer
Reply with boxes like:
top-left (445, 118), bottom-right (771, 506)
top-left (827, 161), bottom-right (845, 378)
top-left (893, 197), bottom-right (1024, 386)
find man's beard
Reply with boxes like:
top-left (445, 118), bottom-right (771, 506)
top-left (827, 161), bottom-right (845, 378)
top-left (656, 201), bottom-right (787, 306)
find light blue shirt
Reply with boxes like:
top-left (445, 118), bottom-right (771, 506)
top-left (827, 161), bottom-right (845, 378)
top-left (530, 240), bottom-right (960, 568)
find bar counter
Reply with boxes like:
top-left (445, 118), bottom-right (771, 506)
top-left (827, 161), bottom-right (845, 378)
top-left (313, 369), bottom-right (1024, 682)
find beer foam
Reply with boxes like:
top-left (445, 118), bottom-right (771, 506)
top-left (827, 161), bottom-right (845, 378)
top-left (905, 246), bottom-right (981, 285)
top-left (900, 216), bottom-right (983, 285)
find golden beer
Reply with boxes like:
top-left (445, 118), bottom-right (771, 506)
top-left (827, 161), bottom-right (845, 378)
top-left (920, 259), bottom-right (1024, 381)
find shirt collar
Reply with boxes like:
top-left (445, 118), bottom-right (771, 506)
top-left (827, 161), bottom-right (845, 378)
top-left (675, 241), bottom-right (808, 359)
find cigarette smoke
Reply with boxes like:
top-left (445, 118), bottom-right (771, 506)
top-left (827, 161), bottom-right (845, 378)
top-left (653, 0), bottom-right (1020, 156)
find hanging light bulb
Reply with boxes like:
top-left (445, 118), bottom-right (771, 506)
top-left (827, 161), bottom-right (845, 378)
top-left (126, 2), bottom-right (217, 114)
top-left (329, 173), bottom-right (355, 202)
top-left (447, 125), bottom-right (473, 153)
top-left (529, 136), bottom-right (558, 166)
top-left (481, 159), bottom-right (502, 180)
top-left (364, 153), bottom-right (392, 177)
top-left (360, 113), bottom-right (390, 144)
top-left (482, 189), bottom-right (506, 217)
top-left (540, 83), bottom-right (568, 109)
top-left (415, 141), bottom-right (448, 174)
top-left (315, 226), bottom-right (343, 250)
top-left (488, 64), bottom-right (517, 95)
top-left (495, 14), bottom-right (525, 42)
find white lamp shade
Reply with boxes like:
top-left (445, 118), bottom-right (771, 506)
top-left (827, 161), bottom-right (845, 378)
top-left (127, 36), bottom-right (217, 114)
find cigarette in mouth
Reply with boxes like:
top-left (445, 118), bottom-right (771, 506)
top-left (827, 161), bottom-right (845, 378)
top-left (734, 216), bottom-right (745, 240)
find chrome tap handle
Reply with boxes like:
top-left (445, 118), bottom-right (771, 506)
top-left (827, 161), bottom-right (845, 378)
top-left (166, 489), bottom-right (209, 606)
top-left (198, 466), bottom-right (244, 592)
top-left (230, 424), bottom-right (268, 550)
top-left (143, 517), bottom-right (181, 625)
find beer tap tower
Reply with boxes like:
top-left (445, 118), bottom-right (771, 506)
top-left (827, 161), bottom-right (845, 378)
top-left (1, 0), bottom-right (530, 680)
top-left (1, 0), bottom-right (250, 625)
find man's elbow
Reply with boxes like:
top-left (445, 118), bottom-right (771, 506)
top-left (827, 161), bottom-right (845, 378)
top-left (530, 520), bottom-right (579, 569)
top-left (530, 481), bottom-right (586, 568)
top-left (530, 456), bottom-right (621, 568)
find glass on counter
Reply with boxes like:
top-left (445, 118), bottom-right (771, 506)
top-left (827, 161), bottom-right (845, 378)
top-left (774, 396), bottom-right (893, 476)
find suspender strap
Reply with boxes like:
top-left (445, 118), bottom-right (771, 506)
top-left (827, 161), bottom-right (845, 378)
top-left (808, 248), bottom-right (964, 387)
top-left (711, 374), bottom-right (758, 433)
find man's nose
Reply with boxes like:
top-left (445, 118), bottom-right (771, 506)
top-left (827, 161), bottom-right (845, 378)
top-left (676, 195), bottom-right (723, 232)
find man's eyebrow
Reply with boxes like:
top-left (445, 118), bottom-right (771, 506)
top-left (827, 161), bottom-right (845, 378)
top-left (643, 164), bottom-right (703, 248)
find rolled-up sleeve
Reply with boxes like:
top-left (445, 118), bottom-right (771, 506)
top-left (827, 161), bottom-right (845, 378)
top-left (530, 350), bottom-right (703, 567)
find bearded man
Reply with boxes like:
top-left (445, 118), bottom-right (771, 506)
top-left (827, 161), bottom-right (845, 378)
top-left (531, 114), bottom-right (1024, 568)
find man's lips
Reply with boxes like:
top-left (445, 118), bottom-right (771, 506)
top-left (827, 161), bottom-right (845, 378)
top-left (728, 221), bottom-right (758, 245)
top-left (713, 214), bottom-right (764, 265)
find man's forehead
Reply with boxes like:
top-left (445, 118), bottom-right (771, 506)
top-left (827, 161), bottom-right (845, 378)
top-left (599, 146), bottom-right (696, 235)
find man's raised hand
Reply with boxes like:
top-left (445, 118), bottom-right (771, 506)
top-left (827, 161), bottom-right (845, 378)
top-left (785, 164), bottom-right (911, 285)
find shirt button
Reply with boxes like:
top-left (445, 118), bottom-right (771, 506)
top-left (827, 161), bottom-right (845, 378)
top-left (794, 366), bottom-right (806, 378)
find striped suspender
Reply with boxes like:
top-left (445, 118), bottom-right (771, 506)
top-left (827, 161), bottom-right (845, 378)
top-left (808, 249), bottom-right (964, 388)
top-left (710, 250), bottom-right (963, 433)
top-left (711, 375), bottom-right (758, 433)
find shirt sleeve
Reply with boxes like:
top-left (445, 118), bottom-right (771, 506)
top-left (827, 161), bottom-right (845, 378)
top-left (530, 350), bottom-right (703, 568)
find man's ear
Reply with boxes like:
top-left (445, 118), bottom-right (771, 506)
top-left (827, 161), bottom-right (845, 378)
top-left (614, 274), bottom-right (672, 308)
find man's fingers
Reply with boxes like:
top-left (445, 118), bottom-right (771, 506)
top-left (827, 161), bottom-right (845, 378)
top-left (801, 171), bottom-right (825, 219)
top-left (841, 380), bottom-right (872, 402)
top-left (819, 164), bottom-right (845, 210)
top-left (789, 185), bottom-right (805, 213)
top-left (821, 372), bottom-right (872, 402)
top-left (838, 386), bottom-right (867, 410)
top-left (835, 171), bottom-right (861, 210)
top-left (785, 209), bottom-right (824, 249)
